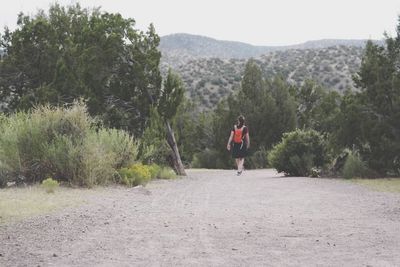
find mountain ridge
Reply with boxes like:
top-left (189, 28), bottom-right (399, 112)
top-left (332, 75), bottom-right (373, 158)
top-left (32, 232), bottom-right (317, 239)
top-left (160, 33), bottom-right (381, 61)
top-left (159, 33), bottom-right (374, 109)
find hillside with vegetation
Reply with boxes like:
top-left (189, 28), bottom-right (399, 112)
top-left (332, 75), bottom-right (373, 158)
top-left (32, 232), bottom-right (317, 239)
top-left (160, 33), bottom-right (372, 63)
top-left (161, 45), bottom-right (363, 109)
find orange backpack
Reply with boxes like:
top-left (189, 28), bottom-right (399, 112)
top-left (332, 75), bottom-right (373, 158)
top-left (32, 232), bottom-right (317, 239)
top-left (233, 126), bottom-right (244, 143)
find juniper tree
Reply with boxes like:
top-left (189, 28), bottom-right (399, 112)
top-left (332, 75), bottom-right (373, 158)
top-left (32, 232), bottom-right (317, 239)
top-left (158, 69), bottom-right (186, 175)
top-left (0, 4), bottom-right (161, 136)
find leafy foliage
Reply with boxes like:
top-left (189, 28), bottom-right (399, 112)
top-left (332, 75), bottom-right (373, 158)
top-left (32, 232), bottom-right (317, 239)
top-left (192, 149), bottom-right (222, 169)
top-left (173, 99), bottom-right (213, 165)
top-left (138, 108), bottom-right (169, 165)
top-left (161, 46), bottom-right (363, 109)
top-left (148, 164), bottom-right (162, 179)
top-left (247, 147), bottom-right (269, 169)
top-left (340, 33), bottom-right (400, 175)
top-left (157, 69), bottom-right (186, 175)
top-left (157, 166), bottom-right (177, 179)
top-left (295, 80), bottom-right (341, 132)
top-left (0, 4), bottom-right (161, 136)
top-left (342, 150), bottom-right (367, 179)
top-left (158, 69), bottom-right (185, 121)
top-left (117, 163), bottom-right (175, 185)
top-left (118, 163), bottom-right (151, 186)
top-left (268, 129), bottom-right (328, 176)
top-left (0, 102), bottom-right (137, 187)
top-left (211, 60), bottom-right (296, 168)
top-left (41, 177), bottom-right (59, 193)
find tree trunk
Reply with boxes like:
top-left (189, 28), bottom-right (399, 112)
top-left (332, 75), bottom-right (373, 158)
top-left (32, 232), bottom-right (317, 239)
top-left (165, 120), bottom-right (187, 176)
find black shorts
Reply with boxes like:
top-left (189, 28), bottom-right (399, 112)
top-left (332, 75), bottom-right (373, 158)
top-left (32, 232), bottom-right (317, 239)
top-left (232, 142), bottom-right (247, 158)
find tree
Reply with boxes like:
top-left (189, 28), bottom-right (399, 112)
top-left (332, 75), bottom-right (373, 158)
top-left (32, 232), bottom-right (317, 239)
top-left (295, 80), bottom-right (321, 129)
top-left (241, 59), bottom-right (266, 103)
top-left (173, 98), bottom-right (213, 164)
top-left (210, 60), bottom-right (296, 169)
top-left (236, 60), bottom-right (277, 151)
top-left (293, 79), bottom-right (342, 155)
top-left (158, 69), bottom-right (186, 175)
top-left (212, 98), bottom-right (238, 168)
top-left (269, 76), bottom-right (296, 142)
top-left (0, 4), bottom-right (161, 136)
top-left (350, 36), bottom-right (400, 175)
top-left (334, 17), bottom-right (400, 176)
top-left (333, 90), bottom-right (368, 150)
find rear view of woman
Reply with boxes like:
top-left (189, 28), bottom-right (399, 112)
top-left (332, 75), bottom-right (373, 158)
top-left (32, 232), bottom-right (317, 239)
top-left (226, 115), bottom-right (250, 175)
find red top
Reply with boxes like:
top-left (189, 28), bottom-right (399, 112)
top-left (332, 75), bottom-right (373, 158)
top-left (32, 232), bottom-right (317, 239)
top-left (232, 125), bottom-right (248, 143)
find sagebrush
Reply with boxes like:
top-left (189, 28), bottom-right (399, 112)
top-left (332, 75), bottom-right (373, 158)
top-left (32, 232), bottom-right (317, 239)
top-left (0, 102), bottom-right (137, 187)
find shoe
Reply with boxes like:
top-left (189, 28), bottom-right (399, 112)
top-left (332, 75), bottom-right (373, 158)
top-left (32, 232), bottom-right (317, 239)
top-left (237, 171), bottom-right (242, 176)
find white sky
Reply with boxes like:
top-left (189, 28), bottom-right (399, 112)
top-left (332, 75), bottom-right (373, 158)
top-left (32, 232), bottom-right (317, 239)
top-left (0, 0), bottom-right (399, 46)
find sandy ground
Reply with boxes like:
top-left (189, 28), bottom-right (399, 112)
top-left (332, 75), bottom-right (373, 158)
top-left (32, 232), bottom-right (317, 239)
top-left (1, 169), bottom-right (400, 267)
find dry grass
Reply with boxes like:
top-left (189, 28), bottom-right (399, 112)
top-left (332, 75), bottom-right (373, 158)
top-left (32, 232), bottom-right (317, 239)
top-left (0, 186), bottom-right (94, 223)
top-left (350, 178), bottom-right (400, 193)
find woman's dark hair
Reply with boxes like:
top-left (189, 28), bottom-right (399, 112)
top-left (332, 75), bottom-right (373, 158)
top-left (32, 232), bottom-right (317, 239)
top-left (237, 115), bottom-right (245, 128)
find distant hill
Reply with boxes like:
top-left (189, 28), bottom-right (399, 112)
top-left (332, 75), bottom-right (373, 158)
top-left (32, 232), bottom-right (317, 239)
top-left (159, 33), bottom-right (383, 109)
top-left (159, 33), bottom-right (378, 67)
top-left (160, 33), bottom-right (276, 60)
top-left (167, 46), bottom-right (363, 109)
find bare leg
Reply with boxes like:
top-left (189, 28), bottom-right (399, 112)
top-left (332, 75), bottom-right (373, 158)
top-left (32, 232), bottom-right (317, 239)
top-left (238, 158), bottom-right (244, 172)
top-left (235, 158), bottom-right (240, 170)
top-left (235, 158), bottom-right (244, 175)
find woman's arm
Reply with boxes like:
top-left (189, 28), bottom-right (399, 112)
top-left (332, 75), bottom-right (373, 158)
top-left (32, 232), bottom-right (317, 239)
top-left (226, 131), bottom-right (234, 151)
top-left (245, 132), bottom-right (250, 149)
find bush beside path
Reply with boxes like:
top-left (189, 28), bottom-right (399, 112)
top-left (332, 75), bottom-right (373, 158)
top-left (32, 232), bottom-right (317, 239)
top-left (1, 169), bottom-right (400, 266)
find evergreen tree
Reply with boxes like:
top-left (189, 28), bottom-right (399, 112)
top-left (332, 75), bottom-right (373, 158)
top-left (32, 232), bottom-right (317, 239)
top-left (0, 4), bottom-right (161, 136)
top-left (351, 36), bottom-right (400, 174)
top-left (269, 76), bottom-right (296, 142)
top-left (210, 60), bottom-right (296, 168)
top-left (241, 59), bottom-right (266, 103)
top-left (294, 79), bottom-right (341, 154)
top-left (158, 70), bottom-right (186, 175)
top-left (173, 99), bottom-right (213, 164)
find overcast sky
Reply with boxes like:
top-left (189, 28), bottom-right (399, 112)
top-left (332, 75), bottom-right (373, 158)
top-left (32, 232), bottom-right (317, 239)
top-left (0, 0), bottom-right (399, 46)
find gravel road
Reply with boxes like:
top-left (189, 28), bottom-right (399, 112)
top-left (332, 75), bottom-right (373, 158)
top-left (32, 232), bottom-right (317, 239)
top-left (1, 169), bottom-right (400, 266)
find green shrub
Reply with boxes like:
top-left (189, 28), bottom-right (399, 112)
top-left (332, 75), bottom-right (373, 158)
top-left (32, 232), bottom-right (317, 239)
top-left (192, 149), bottom-right (220, 169)
top-left (117, 163), bottom-right (151, 186)
top-left (247, 148), bottom-right (269, 169)
top-left (118, 167), bottom-right (133, 186)
top-left (288, 153), bottom-right (314, 176)
top-left (79, 128), bottom-right (138, 187)
top-left (148, 164), bottom-right (162, 179)
top-left (41, 177), bottom-right (59, 193)
top-left (95, 128), bottom-right (138, 169)
top-left (0, 102), bottom-right (138, 186)
top-left (145, 164), bottom-right (177, 180)
top-left (268, 129), bottom-right (328, 176)
top-left (138, 109), bottom-right (170, 166)
top-left (118, 167), bottom-right (134, 186)
top-left (139, 142), bottom-right (170, 166)
top-left (342, 151), bottom-right (366, 179)
top-left (131, 163), bottom-right (151, 185)
top-left (0, 168), bottom-right (12, 188)
top-left (158, 167), bottom-right (177, 179)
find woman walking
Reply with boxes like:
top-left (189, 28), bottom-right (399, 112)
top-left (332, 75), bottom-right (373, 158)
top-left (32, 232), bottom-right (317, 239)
top-left (226, 115), bottom-right (250, 175)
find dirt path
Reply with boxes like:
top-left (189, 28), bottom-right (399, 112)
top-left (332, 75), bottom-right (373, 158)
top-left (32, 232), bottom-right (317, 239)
top-left (1, 169), bottom-right (400, 266)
